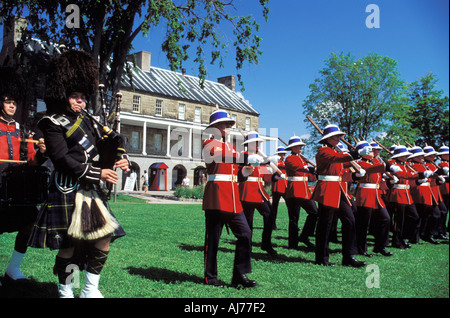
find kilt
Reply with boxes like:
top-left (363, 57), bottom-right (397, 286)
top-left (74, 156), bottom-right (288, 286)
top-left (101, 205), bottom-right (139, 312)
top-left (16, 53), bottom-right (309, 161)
top-left (28, 183), bottom-right (125, 250)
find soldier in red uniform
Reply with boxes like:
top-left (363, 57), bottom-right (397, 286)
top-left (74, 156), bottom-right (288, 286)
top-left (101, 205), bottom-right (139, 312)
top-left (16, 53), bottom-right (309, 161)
top-left (238, 131), bottom-right (277, 256)
top-left (284, 135), bottom-right (318, 250)
top-left (354, 141), bottom-right (393, 257)
top-left (202, 110), bottom-right (256, 288)
top-left (0, 67), bottom-right (47, 284)
top-left (423, 145), bottom-right (448, 240)
top-left (271, 146), bottom-right (287, 230)
top-left (312, 124), bottom-right (367, 267)
top-left (387, 145), bottom-right (426, 248)
top-left (437, 145), bottom-right (449, 235)
top-left (408, 146), bottom-right (441, 244)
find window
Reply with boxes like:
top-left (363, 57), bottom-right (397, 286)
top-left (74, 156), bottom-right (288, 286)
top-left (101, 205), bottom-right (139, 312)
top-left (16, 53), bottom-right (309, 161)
top-left (154, 133), bottom-right (162, 152)
top-left (131, 131), bottom-right (140, 150)
top-left (178, 103), bottom-right (186, 120)
top-left (156, 99), bottom-right (163, 116)
top-left (231, 114), bottom-right (237, 128)
top-left (245, 117), bottom-right (251, 131)
top-left (194, 107), bottom-right (202, 123)
top-left (132, 95), bottom-right (141, 113)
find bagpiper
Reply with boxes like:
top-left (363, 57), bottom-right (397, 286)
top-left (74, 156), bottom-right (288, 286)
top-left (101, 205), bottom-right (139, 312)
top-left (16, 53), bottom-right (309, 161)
top-left (28, 50), bottom-right (129, 298)
top-left (284, 135), bottom-right (318, 250)
top-left (202, 110), bottom-right (256, 288)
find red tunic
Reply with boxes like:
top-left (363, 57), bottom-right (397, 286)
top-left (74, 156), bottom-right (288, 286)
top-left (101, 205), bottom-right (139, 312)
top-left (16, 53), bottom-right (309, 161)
top-left (439, 160), bottom-right (449, 196)
top-left (387, 162), bottom-right (420, 205)
top-left (284, 153), bottom-right (314, 200)
top-left (409, 162), bottom-right (437, 206)
top-left (355, 160), bottom-right (386, 209)
top-left (238, 151), bottom-right (270, 203)
top-left (202, 138), bottom-right (242, 213)
top-left (0, 119), bottom-right (36, 162)
top-left (311, 145), bottom-right (354, 208)
top-left (271, 159), bottom-right (286, 194)
top-left (425, 161), bottom-right (444, 203)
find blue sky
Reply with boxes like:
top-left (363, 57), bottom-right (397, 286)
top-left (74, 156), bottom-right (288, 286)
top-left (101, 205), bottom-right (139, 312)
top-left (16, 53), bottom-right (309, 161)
top-left (132, 0), bottom-right (449, 150)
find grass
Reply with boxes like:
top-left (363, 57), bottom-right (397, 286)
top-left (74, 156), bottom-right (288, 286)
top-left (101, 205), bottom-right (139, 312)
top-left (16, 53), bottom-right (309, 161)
top-left (0, 193), bottom-right (448, 300)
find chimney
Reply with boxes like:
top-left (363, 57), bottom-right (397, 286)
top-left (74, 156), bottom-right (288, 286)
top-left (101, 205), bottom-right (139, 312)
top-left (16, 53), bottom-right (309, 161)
top-left (135, 51), bottom-right (151, 72)
top-left (218, 75), bottom-right (235, 91)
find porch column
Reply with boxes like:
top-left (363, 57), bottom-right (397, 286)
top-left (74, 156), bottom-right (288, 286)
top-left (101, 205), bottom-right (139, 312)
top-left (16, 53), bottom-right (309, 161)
top-left (188, 127), bottom-right (193, 159)
top-left (142, 121), bottom-right (147, 155)
top-left (166, 125), bottom-right (171, 157)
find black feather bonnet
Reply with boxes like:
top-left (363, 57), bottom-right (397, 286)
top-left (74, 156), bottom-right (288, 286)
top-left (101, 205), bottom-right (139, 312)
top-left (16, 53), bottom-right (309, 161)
top-left (44, 49), bottom-right (99, 114)
top-left (0, 67), bottom-right (25, 106)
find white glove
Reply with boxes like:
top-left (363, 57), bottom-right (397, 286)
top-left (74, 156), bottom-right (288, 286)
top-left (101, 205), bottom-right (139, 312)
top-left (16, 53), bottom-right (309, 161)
top-left (443, 167), bottom-right (449, 175)
top-left (392, 176), bottom-right (399, 184)
top-left (358, 146), bottom-right (372, 157)
top-left (268, 155), bottom-right (280, 164)
top-left (356, 169), bottom-right (366, 177)
top-left (279, 173), bottom-right (286, 180)
top-left (418, 178), bottom-right (428, 184)
top-left (438, 175), bottom-right (445, 184)
top-left (423, 170), bottom-right (434, 178)
top-left (247, 154), bottom-right (264, 166)
top-left (390, 165), bottom-right (402, 173)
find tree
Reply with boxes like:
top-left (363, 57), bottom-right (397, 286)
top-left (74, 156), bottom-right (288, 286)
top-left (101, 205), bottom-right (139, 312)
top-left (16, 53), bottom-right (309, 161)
top-left (302, 52), bottom-right (406, 148)
top-left (407, 73), bottom-right (449, 149)
top-left (0, 0), bottom-right (269, 121)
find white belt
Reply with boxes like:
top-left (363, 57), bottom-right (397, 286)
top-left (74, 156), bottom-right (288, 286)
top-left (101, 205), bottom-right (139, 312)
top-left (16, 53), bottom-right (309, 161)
top-left (318, 175), bottom-right (342, 182)
top-left (359, 183), bottom-right (380, 189)
top-left (207, 174), bottom-right (237, 182)
top-left (287, 176), bottom-right (308, 182)
top-left (418, 182), bottom-right (430, 187)
top-left (246, 177), bottom-right (262, 182)
top-left (393, 184), bottom-right (410, 190)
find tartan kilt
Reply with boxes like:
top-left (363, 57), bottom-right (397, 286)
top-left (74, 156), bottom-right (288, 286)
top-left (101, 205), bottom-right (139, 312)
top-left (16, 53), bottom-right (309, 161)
top-left (28, 183), bottom-right (125, 250)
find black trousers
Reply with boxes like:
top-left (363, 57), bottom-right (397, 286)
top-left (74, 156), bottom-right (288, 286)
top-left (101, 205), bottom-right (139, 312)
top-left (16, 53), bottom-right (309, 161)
top-left (271, 192), bottom-right (286, 229)
top-left (415, 203), bottom-right (440, 241)
top-left (315, 197), bottom-right (358, 263)
top-left (438, 198), bottom-right (448, 235)
top-left (355, 206), bottom-right (390, 253)
top-left (204, 210), bottom-right (252, 284)
top-left (242, 200), bottom-right (274, 250)
top-left (285, 197), bottom-right (318, 248)
top-left (391, 203), bottom-right (419, 247)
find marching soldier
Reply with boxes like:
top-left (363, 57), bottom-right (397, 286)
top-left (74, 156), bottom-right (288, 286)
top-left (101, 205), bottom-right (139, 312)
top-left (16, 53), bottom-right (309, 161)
top-left (311, 124), bottom-right (367, 267)
top-left (408, 146), bottom-right (440, 244)
top-left (354, 141), bottom-right (393, 257)
top-left (0, 67), bottom-right (47, 285)
top-left (271, 146), bottom-right (288, 230)
top-left (437, 145), bottom-right (449, 235)
top-left (387, 145), bottom-right (426, 249)
top-left (284, 135), bottom-right (318, 250)
top-left (238, 131), bottom-right (277, 256)
top-left (28, 50), bottom-right (129, 298)
top-left (202, 110), bottom-right (256, 288)
top-left (423, 145), bottom-right (448, 240)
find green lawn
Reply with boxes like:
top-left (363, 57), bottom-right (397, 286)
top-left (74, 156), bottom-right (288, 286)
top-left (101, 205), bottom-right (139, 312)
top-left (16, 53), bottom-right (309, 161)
top-left (0, 194), bottom-right (448, 300)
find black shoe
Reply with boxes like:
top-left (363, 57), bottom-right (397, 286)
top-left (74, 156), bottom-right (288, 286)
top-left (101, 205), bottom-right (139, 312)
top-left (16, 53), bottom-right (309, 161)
top-left (261, 246), bottom-right (278, 256)
top-left (373, 248), bottom-right (393, 257)
top-left (358, 252), bottom-right (373, 257)
top-left (299, 237), bottom-right (315, 249)
top-left (422, 236), bottom-right (440, 245)
top-left (315, 261), bottom-right (335, 267)
top-left (435, 234), bottom-right (448, 240)
top-left (342, 256), bottom-right (366, 268)
top-left (231, 274), bottom-right (258, 288)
